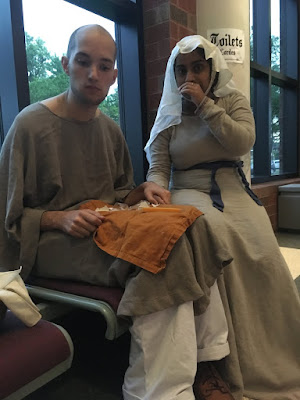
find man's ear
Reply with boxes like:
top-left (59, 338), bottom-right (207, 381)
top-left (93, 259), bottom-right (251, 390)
top-left (111, 68), bottom-right (118, 85)
top-left (61, 56), bottom-right (69, 75)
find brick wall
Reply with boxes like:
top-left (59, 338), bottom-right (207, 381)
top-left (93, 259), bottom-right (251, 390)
top-left (142, 0), bottom-right (197, 139)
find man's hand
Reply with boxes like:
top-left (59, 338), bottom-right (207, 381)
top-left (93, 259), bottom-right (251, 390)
top-left (41, 209), bottom-right (105, 238)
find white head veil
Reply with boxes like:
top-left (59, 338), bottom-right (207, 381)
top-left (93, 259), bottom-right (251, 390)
top-left (144, 35), bottom-right (240, 163)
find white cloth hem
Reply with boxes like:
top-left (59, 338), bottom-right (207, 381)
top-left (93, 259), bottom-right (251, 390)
top-left (197, 341), bottom-right (230, 362)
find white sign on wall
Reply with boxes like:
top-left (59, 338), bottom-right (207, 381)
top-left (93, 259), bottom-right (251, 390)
top-left (207, 28), bottom-right (245, 63)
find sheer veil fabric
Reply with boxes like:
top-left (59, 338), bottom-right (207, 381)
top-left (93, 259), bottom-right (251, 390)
top-left (144, 35), bottom-right (242, 164)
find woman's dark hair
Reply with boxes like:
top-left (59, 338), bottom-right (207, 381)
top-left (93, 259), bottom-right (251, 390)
top-left (211, 72), bottom-right (219, 93)
top-left (195, 48), bottom-right (219, 93)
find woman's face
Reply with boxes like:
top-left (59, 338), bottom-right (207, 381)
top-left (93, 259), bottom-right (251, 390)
top-left (174, 49), bottom-right (211, 93)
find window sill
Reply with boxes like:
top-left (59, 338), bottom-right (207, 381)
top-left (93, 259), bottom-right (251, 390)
top-left (252, 177), bottom-right (300, 190)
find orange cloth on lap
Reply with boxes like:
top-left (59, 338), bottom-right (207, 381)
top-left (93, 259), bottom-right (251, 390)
top-left (80, 200), bottom-right (203, 274)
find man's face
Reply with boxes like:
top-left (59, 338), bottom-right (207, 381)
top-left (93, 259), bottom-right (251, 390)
top-left (63, 29), bottom-right (117, 106)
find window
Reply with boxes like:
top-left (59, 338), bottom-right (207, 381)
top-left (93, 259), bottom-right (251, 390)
top-left (0, 101), bottom-right (4, 145)
top-left (0, 0), bottom-right (146, 183)
top-left (250, 0), bottom-right (298, 183)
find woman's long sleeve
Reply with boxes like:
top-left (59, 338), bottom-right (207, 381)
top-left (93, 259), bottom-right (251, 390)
top-left (146, 128), bottom-right (173, 189)
top-left (196, 93), bottom-right (256, 157)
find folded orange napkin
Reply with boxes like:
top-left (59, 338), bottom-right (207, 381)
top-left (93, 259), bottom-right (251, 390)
top-left (81, 200), bottom-right (203, 274)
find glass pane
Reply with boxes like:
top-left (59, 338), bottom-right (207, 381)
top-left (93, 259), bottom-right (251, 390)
top-left (250, 76), bottom-right (254, 111)
top-left (250, 77), bottom-right (254, 177)
top-left (270, 84), bottom-right (281, 175)
top-left (22, 0), bottom-right (119, 124)
top-left (271, 0), bottom-right (280, 72)
top-left (0, 100), bottom-right (4, 146)
top-left (250, 0), bottom-right (254, 61)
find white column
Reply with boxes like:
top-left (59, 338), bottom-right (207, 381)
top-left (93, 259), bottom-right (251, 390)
top-left (196, 0), bottom-right (250, 100)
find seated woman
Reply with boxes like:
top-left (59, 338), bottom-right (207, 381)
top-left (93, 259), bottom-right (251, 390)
top-left (145, 35), bottom-right (300, 400)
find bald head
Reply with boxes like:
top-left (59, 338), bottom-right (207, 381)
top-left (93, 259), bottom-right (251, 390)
top-left (67, 24), bottom-right (117, 60)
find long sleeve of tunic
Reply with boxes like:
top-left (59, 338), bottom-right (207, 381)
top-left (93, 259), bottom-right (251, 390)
top-left (0, 103), bottom-right (135, 279)
top-left (147, 92), bottom-right (255, 188)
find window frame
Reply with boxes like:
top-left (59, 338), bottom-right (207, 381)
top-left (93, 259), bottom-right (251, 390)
top-left (0, 0), bottom-right (147, 184)
top-left (250, 0), bottom-right (299, 183)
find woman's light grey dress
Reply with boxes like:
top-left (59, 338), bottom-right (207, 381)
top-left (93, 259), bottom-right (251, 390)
top-left (147, 93), bottom-right (300, 400)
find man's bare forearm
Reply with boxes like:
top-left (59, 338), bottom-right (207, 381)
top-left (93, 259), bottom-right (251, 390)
top-left (124, 183), bottom-right (147, 206)
top-left (40, 209), bottom-right (105, 238)
top-left (40, 211), bottom-right (64, 231)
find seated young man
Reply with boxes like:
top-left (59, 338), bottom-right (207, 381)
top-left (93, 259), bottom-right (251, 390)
top-left (0, 24), bottom-right (236, 400)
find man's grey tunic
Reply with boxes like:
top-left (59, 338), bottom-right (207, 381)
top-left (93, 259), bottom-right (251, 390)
top-left (0, 103), bottom-right (230, 317)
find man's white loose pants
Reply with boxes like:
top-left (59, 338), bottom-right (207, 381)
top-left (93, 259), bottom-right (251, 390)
top-left (123, 281), bottom-right (229, 400)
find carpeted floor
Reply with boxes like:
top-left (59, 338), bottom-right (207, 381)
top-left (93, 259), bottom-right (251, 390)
top-left (24, 230), bottom-right (300, 400)
top-left (276, 230), bottom-right (300, 284)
